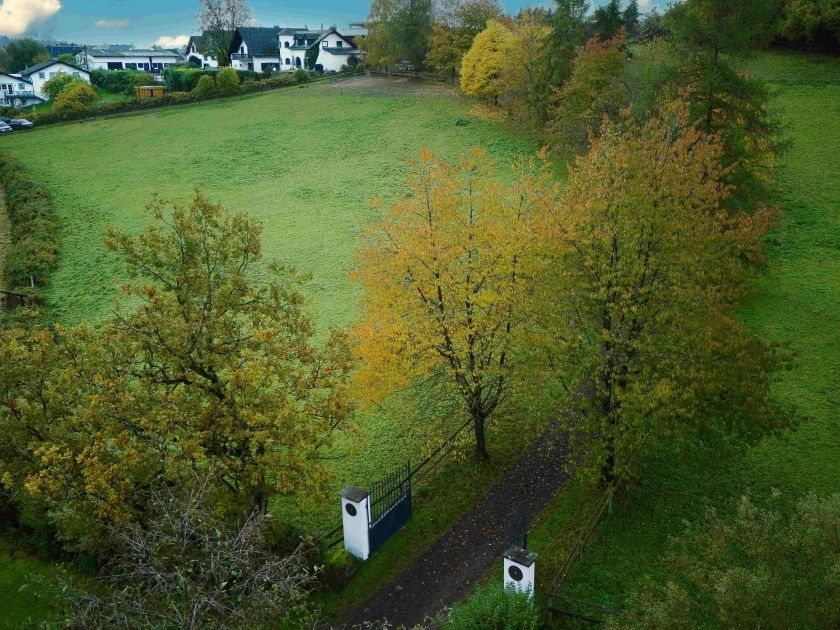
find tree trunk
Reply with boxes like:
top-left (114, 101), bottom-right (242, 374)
top-left (473, 411), bottom-right (489, 461)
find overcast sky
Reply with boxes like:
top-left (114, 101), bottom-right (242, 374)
top-left (1, 0), bottom-right (663, 48)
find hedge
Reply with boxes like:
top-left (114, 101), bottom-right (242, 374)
top-left (0, 153), bottom-right (59, 292)
top-left (91, 69), bottom-right (155, 95)
top-left (24, 65), bottom-right (365, 127)
top-left (164, 66), bottom-right (265, 92)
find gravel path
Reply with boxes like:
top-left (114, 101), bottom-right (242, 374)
top-left (342, 423), bottom-right (571, 628)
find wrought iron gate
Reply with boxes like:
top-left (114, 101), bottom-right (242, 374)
top-left (368, 462), bottom-right (412, 553)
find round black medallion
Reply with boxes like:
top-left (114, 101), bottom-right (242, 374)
top-left (345, 503), bottom-right (357, 517)
top-left (508, 565), bottom-right (524, 582)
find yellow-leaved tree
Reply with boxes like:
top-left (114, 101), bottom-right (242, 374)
top-left (531, 103), bottom-right (793, 483)
top-left (353, 147), bottom-right (556, 460)
top-left (460, 19), bottom-right (513, 104)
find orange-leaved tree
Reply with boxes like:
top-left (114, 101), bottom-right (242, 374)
top-left (531, 103), bottom-right (793, 483)
top-left (353, 147), bottom-right (556, 460)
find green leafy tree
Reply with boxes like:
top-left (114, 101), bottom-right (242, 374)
top-left (216, 66), bottom-right (240, 94)
top-left (192, 73), bottom-right (216, 96)
top-left (41, 72), bottom-right (85, 100)
top-left (197, 0), bottom-right (254, 66)
top-left (623, 0), bottom-right (641, 38)
top-left (363, 0), bottom-right (434, 68)
top-left (531, 0), bottom-right (590, 123)
top-left (52, 81), bottom-right (99, 116)
top-left (548, 33), bottom-right (629, 151)
top-left (0, 192), bottom-right (354, 551)
top-left (426, 0), bottom-right (504, 78)
top-left (609, 493), bottom-right (840, 629)
top-left (531, 105), bottom-right (792, 483)
top-left (778, 0), bottom-right (840, 47)
top-left (666, 0), bottom-right (781, 211)
top-left (593, 0), bottom-right (624, 40)
top-left (1, 39), bottom-right (48, 72)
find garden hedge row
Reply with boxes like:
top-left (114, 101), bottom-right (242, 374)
top-left (0, 153), bottom-right (59, 292)
top-left (25, 65), bottom-right (362, 127)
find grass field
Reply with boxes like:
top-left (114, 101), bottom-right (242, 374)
top-left (0, 76), bottom-right (540, 627)
top-left (527, 50), bottom-right (840, 622)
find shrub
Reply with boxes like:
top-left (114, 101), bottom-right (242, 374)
top-left (192, 73), bottom-right (216, 97)
top-left (443, 583), bottom-right (542, 629)
top-left (91, 69), bottom-right (153, 95)
top-left (0, 153), bottom-right (59, 289)
top-left (216, 66), bottom-right (240, 94)
top-left (294, 69), bottom-right (310, 83)
top-left (41, 72), bottom-right (85, 100)
top-left (52, 82), bottom-right (99, 117)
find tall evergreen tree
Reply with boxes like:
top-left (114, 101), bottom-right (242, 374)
top-left (593, 0), bottom-right (624, 40)
top-left (531, 0), bottom-right (590, 123)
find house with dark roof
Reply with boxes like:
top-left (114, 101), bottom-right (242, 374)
top-left (228, 25), bottom-right (364, 74)
top-left (185, 31), bottom-right (233, 68)
top-left (229, 27), bottom-right (283, 72)
top-left (0, 71), bottom-right (43, 108)
top-left (279, 27), bottom-right (363, 72)
top-left (2, 59), bottom-right (91, 106)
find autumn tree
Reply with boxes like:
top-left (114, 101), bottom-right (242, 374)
top-left (460, 19), bottom-right (513, 103)
top-left (498, 13), bottom-right (551, 119)
top-left (665, 0), bottom-right (781, 211)
top-left (196, 0), bottom-right (254, 66)
top-left (531, 0), bottom-right (590, 123)
top-left (41, 72), bottom-right (85, 100)
top-left (548, 33), bottom-right (629, 151)
top-left (427, 0), bottom-right (505, 78)
top-left (52, 82), bottom-right (99, 116)
top-left (531, 105), bottom-right (792, 483)
top-left (0, 192), bottom-right (354, 551)
top-left (779, 0), bottom-right (840, 48)
top-left (609, 493), bottom-right (840, 628)
top-left (353, 148), bottom-right (555, 461)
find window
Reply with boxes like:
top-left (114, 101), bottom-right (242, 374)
top-left (240, 46), bottom-right (245, 53)
top-left (285, 58), bottom-right (291, 65)
top-left (336, 40), bottom-right (343, 47)
top-left (72, 72), bottom-right (80, 77)
top-left (18, 83), bottom-right (25, 90)
top-left (38, 72), bottom-right (45, 79)
top-left (49, 72), bottom-right (56, 78)
top-left (284, 41), bottom-right (290, 48)
top-left (322, 40), bottom-right (328, 48)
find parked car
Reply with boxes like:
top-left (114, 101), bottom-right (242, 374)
top-left (8, 119), bottom-right (34, 129)
top-left (0, 122), bottom-right (13, 134)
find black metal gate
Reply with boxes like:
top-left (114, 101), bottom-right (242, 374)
top-left (368, 462), bottom-right (412, 554)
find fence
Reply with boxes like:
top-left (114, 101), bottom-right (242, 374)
top-left (323, 416), bottom-right (474, 549)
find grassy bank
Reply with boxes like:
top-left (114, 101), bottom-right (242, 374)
top-left (527, 49), bottom-right (840, 621)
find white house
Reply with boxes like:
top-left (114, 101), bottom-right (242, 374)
top-left (0, 72), bottom-right (42, 108)
top-left (1, 59), bottom-right (92, 107)
top-left (19, 59), bottom-right (91, 100)
top-left (185, 33), bottom-right (231, 68)
top-left (308, 28), bottom-right (364, 73)
top-left (228, 27), bottom-right (284, 72)
top-left (230, 25), bottom-right (364, 73)
top-left (78, 47), bottom-right (183, 73)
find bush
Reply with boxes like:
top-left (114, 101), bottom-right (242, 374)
top-left (192, 74), bottom-right (216, 97)
top-left (443, 583), bottom-right (542, 629)
top-left (91, 69), bottom-right (153, 95)
top-left (0, 153), bottom-right (59, 289)
top-left (52, 82), bottom-right (99, 117)
top-left (294, 69), bottom-right (310, 83)
top-left (216, 66), bottom-right (240, 94)
top-left (41, 72), bottom-right (85, 100)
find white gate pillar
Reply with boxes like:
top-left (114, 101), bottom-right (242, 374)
top-left (340, 486), bottom-right (370, 560)
top-left (503, 546), bottom-right (537, 597)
